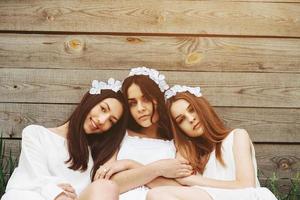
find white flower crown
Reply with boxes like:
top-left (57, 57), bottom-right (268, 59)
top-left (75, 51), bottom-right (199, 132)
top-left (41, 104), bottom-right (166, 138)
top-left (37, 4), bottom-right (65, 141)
top-left (89, 78), bottom-right (122, 95)
top-left (165, 85), bottom-right (202, 100)
top-left (128, 67), bottom-right (169, 92)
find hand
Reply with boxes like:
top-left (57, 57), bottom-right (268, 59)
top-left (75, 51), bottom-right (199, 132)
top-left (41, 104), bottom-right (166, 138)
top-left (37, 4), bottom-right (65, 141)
top-left (176, 175), bottom-right (201, 186)
top-left (150, 158), bottom-right (193, 179)
top-left (56, 183), bottom-right (78, 200)
top-left (94, 159), bottom-right (137, 180)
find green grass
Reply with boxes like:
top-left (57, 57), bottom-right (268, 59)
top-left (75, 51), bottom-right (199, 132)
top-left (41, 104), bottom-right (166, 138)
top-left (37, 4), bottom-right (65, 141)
top-left (289, 172), bottom-right (300, 200)
top-left (260, 170), bottom-right (300, 200)
top-left (0, 136), bottom-right (18, 197)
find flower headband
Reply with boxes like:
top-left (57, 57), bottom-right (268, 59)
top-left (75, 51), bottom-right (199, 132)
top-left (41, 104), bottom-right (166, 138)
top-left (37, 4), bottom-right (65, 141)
top-left (128, 67), bottom-right (169, 92)
top-left (165, 85), bottom-right (202, 100)
top-left (89, 78), bottom-right (122, 95)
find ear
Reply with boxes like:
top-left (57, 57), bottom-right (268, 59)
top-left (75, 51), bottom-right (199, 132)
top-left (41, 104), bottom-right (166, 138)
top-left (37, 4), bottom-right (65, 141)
top-left (153, 99), bottom-right (158, 105)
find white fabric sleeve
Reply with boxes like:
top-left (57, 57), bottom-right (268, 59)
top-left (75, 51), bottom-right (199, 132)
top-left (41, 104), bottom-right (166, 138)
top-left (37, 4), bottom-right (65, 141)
top-left (7, 126), bottom-right (65, 200)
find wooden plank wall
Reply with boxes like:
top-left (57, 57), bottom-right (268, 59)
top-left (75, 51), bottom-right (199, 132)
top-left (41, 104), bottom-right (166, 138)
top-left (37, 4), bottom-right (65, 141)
top-left (0, 0), bottom-right (299, 192)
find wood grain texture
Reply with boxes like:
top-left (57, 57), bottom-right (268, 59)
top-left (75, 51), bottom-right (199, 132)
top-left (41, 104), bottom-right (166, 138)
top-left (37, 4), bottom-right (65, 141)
top-left (256, 144), bottom-right (300, 193)
top-left (0, 1), bottom-right (299, 37)
top-left (0, 103), bottom-right (299, 143)
top-left (215, 107), bottom-right (300, 143)
top-left (1, 34), bottom-right (300, 73)
top-left (255, 144), bottom-right (300, 181)
top-left (1, 68), bottom-right (299, 107)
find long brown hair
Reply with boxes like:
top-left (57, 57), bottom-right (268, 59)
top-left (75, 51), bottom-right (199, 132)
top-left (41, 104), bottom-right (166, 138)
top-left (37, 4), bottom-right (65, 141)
top-left (65, 90), bottom-right (128, 180)
top-left (166, 92), bottom-right (231, 174)
top-left (122, 75), bottom-right (172, 140)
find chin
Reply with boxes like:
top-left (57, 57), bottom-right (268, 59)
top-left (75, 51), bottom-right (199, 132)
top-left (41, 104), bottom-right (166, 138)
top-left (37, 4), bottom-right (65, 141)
top-left (139, 122), bottom-right (152, 128)
top-left (188, 133), bottom-right (198, 138)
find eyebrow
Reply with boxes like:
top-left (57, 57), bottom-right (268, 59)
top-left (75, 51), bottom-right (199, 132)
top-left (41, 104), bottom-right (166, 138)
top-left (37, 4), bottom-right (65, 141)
top-left (104, 102), bottom-right (110, 111)
top-left (128, 94), bottom-right (145, 101)
top-left (175, 111), bottom-right (185, 121)
top-left (175, 115), bottom-right (182, 121)
top-left (174, 103), bottom-right (191, 120)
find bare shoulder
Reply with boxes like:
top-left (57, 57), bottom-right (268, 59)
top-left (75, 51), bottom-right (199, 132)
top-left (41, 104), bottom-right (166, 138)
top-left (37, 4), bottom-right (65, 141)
top-left (232, 129), bottom-right (252, 150)
top-left (233, 128), bottom-right (250, 141)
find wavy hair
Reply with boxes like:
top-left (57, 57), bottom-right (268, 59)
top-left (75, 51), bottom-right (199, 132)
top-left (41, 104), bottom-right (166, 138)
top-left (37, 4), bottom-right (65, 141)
top-left (166, 92), bottom-right (231, 174)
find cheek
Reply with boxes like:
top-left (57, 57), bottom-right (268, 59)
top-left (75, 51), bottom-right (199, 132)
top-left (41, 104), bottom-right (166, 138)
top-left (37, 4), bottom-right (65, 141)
top-left (129, 108), bottom-right (136, 118)
top-left (102, 126), bottom-right (109, 132)
top-left (89, 106), bottom-right (98, 115)
top-left (148, 103), bottom-right (155, 112)
top-left (129, 106), bottom-right (136, 114)
top-left (180, 122), bottom-right (192, 133)
top-left (105, 121), bottom-right (114, 131)
top-left (130, 108), bottom-right (139, 119)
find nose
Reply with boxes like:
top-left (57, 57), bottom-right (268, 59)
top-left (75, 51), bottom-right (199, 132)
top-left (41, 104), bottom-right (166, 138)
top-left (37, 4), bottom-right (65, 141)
top-left (97, 113), bottom-right (109, 125)
top-left (137, 101), bottom-right (146, 113)
top-left (186, 113), bottom-right (195, 123)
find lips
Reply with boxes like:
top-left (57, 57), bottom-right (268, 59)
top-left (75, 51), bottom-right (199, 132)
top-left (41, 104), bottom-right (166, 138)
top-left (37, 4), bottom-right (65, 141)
top-left (138, 115), bottom-right (150, 121)
top-left (90, 118), bottom-right (100, 130)
top-left (193, 122), bottom-right (201, 130)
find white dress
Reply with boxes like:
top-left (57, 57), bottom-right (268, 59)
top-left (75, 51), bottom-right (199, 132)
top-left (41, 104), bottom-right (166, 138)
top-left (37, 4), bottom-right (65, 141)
top-left (196, 129), bottom-right (277, 200)
top-left (1, 125), bottom-right (93, 200)
top-left (117, 132), bottom-right (176, 200)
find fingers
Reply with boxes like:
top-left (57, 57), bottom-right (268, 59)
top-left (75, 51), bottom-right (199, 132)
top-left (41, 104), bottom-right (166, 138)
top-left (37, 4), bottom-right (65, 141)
top-left (94, 165), bottom-right (110, 180)
top-left (57, 183), bottom-right (76, 193)
top-left (55, 190), bottom-right (77, 200)
top-left (93, 168), bottom-right (100, 180)
top-left (178, 158), bottom-right (190, 164)
top-left (104, 167), bottom-right (115, 180)
top-left (62, 191), bottom-right (77, 199)
top-left (57, 183), bottom-right (77, 199)
top-left (99, 166), bottom-right (109, 179)
top-left (177, 169), bottom-right (193, 177)
top-left (180, 163), bottom-right (193, 171)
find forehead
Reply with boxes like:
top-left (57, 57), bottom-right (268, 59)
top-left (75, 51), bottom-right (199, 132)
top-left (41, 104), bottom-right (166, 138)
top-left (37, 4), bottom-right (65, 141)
top-left (170, 99), bottom-right (190, 116)
top-left (127, 83), bottom-right (143, 99)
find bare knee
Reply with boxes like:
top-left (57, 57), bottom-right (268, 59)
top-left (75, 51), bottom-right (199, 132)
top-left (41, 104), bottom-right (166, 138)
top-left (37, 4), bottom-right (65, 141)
top-left (95, 179), bottom-right (118, 192)
top-left (80, 179), bottom-right (119, 200)
top-left (147, 188), bottom-right (170, 200)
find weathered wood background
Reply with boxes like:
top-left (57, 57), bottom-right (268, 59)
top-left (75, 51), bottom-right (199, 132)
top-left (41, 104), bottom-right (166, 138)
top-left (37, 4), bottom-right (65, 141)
top-left (0, 0), bottom-right (299, 193)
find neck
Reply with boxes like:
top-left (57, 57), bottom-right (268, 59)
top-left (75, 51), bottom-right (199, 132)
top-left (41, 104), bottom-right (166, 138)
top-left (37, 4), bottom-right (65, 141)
top-left (139, 123), bottom-right (159, 139)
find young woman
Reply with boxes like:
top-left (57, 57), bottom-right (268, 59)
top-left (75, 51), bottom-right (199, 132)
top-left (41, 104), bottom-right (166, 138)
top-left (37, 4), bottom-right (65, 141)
top-left (1, 78), bottom-right (128, 200)
top-left (146, 85), bottom-right (277, 200)
top-left (94, 68), bottom-right (193, 200)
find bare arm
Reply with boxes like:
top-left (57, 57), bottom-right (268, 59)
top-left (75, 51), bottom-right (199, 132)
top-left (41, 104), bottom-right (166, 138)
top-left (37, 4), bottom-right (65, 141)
top-left (105, 160), bottom-right (182, 189)
top-left (146, 177), bottom-right (182, 188)
top-left (106, 159), bottom-right (182, 189)
top-left (145, 152), bottom-right (189, 188)
top-left (110, 162), bottom-right (160, 193)
top-left (177, 129), bottom-right (256, 189)
top-left (110, 159), bottom-right (192, 193)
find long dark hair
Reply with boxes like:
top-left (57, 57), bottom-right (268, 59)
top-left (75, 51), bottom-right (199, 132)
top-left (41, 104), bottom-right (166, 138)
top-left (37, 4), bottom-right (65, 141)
top-left (166, 92), bottom-right (231, 174)
top-left (122, 75), bottom-right (172, 140)
top-left (65, 90), bottom-right (128, 180)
